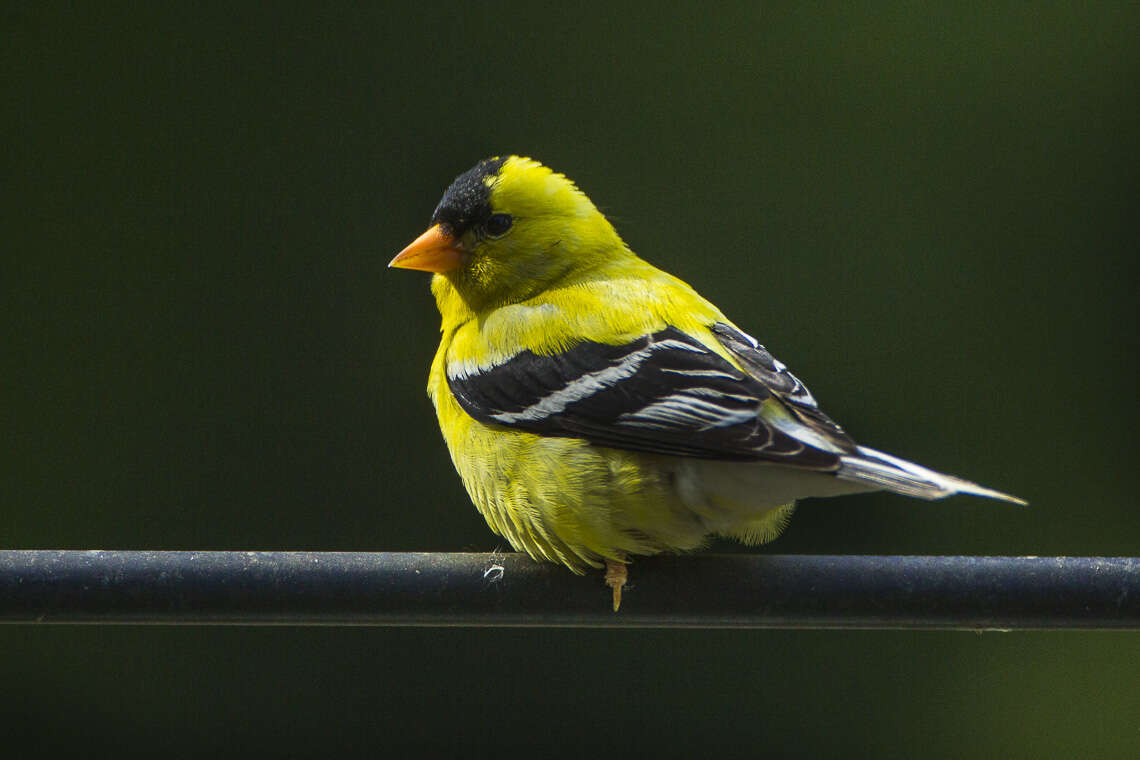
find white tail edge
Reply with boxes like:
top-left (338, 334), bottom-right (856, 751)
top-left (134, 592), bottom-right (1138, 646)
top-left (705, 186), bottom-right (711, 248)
top-left (837, 445), bottom-right (1027, 505)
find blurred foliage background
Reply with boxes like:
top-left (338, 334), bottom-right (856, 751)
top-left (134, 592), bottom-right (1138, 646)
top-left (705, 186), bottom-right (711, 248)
top-left (4, 3), bottom-right (1138, 756)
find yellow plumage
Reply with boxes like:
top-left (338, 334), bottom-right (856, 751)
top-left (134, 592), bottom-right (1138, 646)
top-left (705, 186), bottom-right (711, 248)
top-left (391, 155), bottom-right (1023, 607)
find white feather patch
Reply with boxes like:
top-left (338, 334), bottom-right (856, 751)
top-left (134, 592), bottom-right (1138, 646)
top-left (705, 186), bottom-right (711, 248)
top-left (486, 338), bottom-right (702, 425)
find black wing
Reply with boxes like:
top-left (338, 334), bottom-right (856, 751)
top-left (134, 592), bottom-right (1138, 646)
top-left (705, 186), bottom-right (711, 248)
top-left (709, 322), bottom-right (854, 445)
top-left (447, 324), bottom-right (853, 468)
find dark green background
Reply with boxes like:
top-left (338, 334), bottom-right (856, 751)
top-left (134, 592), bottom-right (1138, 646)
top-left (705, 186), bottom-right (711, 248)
top-left (5, 3), bottom-right (1138, 756)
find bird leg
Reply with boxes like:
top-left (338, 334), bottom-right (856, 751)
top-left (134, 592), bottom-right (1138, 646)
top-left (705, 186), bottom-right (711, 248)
top-left (604, 559), bottom-right (628, 612)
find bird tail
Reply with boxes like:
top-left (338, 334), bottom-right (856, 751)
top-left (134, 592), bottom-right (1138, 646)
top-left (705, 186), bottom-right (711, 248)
top-left (836, 445), bottom-right (1027, 505)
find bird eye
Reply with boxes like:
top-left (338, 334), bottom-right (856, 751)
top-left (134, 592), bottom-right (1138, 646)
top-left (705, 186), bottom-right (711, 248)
top-left (485, 214), bottom-right (513, 237)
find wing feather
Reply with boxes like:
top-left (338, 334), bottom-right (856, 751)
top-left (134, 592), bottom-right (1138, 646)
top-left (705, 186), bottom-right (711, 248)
top-left (447, 324), bottom-right (852, 469)
top-left (710, 322), bottom-right (854, 447)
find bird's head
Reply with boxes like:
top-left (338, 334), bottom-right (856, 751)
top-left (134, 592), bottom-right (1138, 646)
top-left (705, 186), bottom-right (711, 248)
top-left (391, 156), bottom-right (628, 311)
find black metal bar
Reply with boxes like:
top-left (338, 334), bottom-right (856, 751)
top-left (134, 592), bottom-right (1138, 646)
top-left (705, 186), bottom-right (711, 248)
top-left (0, 551), bottom-right (1137, 629)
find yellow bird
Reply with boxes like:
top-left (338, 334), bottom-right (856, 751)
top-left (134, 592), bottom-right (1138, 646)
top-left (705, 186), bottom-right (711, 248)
top-left (391, 156), bottom-right (1024, 610)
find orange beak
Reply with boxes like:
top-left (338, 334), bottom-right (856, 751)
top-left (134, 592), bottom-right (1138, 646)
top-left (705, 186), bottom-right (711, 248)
top-left (389, 224), bottom-right (464, 273)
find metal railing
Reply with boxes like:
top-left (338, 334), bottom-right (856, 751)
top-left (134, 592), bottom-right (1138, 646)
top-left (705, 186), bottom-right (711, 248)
top-left (2, 551), bottom-right (1137, 629)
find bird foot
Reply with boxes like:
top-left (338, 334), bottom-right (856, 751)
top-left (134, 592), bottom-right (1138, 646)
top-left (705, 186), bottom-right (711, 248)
top-left (604, 559), bottom-right (627, 612)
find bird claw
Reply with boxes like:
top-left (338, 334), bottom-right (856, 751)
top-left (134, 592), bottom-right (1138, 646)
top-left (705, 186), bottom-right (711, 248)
top-left (604, 559), bottom-right (627, 612)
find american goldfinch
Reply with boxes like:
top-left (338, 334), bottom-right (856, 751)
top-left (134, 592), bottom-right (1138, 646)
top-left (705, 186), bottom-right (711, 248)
top-left (391, 155), bottom-right (1024, 610)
